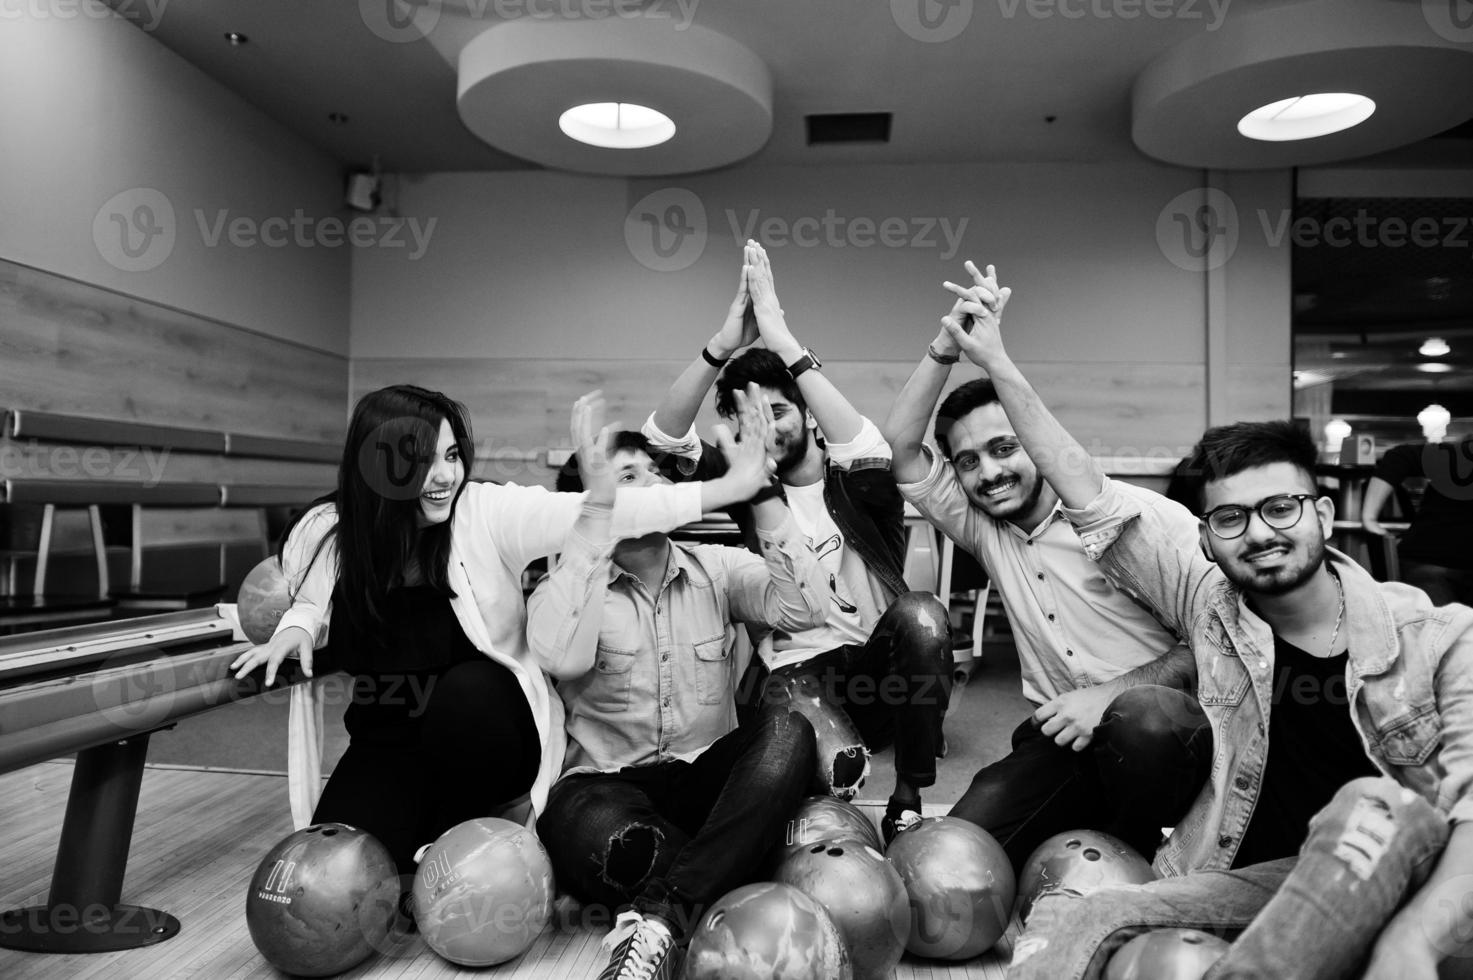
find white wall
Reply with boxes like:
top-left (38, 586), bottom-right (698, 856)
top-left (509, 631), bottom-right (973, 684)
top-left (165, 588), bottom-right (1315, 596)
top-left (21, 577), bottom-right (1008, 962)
top-left (352, 161), bottom-right (1229, 367)
top-left (0, 10), bottom-right (350, 355)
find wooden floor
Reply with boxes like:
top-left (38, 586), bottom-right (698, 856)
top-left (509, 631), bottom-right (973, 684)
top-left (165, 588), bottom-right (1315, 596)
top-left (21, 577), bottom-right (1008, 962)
top-left (0, 761), bottom-right (1011, 979)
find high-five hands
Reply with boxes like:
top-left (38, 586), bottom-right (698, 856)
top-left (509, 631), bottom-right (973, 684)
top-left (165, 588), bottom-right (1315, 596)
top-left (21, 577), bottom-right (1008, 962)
top-left (712, 382), bottom-right (778, 501)
top-left (940, 262), bottom-right (1013, 369)
top-left (710, 259), bottom-right (759, 359)
top-left (743, 241), bottom-right (797, 354)
top-left (572, 390), bottom-right (619, 506)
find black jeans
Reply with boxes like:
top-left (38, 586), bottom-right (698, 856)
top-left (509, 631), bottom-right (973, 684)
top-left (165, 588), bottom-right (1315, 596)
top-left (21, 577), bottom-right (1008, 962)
top-left (312, 658), bottom-right (540, 874)
top-left (537, 706), bottom-right (816, 938)
top-left (949, 684), bottom-right (1213, 874)
top-left (759, 591), bottom-right (952, 793)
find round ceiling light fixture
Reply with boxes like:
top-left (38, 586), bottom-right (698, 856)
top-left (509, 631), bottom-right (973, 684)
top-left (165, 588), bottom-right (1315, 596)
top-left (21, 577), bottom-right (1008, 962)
top-left (558, 102), bottom-right (676, 149)
top-left (1237, 93), bottom-right (1375, 142)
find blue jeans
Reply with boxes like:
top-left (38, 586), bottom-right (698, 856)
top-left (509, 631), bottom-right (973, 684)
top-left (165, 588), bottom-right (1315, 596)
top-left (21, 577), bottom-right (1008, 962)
top-left (537, 705), bottom-right (816, 938)
top-left (1008, 777), bottom-right (1451, 980)
top-left (950, 684), bottom-right (1213, 873)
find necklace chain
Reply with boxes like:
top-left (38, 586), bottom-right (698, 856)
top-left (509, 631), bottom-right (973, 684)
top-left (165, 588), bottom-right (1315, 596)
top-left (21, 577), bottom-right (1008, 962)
top-left (1326, 570), bottom-right (1345, 657)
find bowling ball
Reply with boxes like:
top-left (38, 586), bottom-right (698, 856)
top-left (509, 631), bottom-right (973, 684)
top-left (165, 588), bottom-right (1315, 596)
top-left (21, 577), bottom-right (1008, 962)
top-left (237, 556), bottom-right (292, 645)
top-left (685, 881), bottom-right (853, 980)
top-left (1105, 928), bottom-right (1230, 980)
top-left (1016, 830), bottom-right (1157, 924)
top-left (766, 672), bottom-right (869, 800)
top-left (245, 823), bottom-right (400, 978)
top-left (774, 840), bottom-right (908, 980)
top-left (884, 816), bottom-right (1014, 960)
top-left (412, 817), bottom-right (555, 967)
top-left (781, 796), bottom-right (884, 859)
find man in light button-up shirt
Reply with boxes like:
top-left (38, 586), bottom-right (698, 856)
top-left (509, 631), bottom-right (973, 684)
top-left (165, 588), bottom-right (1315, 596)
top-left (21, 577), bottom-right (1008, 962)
top-left (883, 263), bottom-right (1212, 873)
top-left (528, 403), bottom-right (827, 980)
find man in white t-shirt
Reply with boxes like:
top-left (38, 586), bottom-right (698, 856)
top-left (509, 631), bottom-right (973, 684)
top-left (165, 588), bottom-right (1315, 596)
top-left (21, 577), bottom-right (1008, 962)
top-left (642, 241), bottom-right (952, 842)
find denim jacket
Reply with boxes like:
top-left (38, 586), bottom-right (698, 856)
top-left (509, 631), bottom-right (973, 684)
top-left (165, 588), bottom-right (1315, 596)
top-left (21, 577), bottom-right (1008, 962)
top-left (641, 415), bottom-right (909, 604)
top-left (1066, 478), bottom-right (1473, 876)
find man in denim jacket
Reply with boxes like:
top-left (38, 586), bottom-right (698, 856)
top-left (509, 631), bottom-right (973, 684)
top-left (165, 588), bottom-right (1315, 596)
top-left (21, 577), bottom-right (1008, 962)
top-left (642, 241), bottom-right (951, 841)
top-left (936, 270), bottom-right (1473, 979)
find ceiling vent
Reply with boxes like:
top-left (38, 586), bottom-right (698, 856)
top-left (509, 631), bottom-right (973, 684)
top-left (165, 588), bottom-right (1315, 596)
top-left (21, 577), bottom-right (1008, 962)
top-left (806, 113), bottom-right (892, 145)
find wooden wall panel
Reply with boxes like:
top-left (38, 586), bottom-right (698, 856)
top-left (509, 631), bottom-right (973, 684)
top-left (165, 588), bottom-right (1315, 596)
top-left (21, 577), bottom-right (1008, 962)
top-left (0, 259), bottom-right (347, 448)
top-left (355, 356), bottom-right (1223, 487)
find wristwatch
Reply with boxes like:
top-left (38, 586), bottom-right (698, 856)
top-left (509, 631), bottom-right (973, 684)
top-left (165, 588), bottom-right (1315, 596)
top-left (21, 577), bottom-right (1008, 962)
top-left (786, 347), bottom-right (822, 379)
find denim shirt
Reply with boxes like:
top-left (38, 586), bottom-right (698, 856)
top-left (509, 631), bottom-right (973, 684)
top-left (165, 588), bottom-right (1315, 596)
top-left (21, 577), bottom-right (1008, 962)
top-left (526, 511), bottom-right (825, 775)
top-left (1066, 478), bottom-right (1473, 877)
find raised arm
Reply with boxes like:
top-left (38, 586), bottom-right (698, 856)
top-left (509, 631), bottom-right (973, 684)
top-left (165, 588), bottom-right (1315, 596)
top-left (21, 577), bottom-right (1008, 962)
top-left (649, 255), bottom-right (759, 440)
top-left (881, 260), bottom-right (1002, 484)
top-left (743, 240), bottom-right (864, 446)
top-left (941, 264), bottom-right (1102, 510)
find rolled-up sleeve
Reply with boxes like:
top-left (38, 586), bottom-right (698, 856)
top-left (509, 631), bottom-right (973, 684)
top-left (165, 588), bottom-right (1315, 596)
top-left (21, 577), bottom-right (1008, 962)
top-left (526, 505), bottom-right (617, 681)
top-left (724, 513), bottom-right (827, 632)
top-left (642, 411), bottom-right (703, 462)
top-left (896, 445), bottom-right (982, 558)
top-left (1061, 477), bottom-right (1215, 645)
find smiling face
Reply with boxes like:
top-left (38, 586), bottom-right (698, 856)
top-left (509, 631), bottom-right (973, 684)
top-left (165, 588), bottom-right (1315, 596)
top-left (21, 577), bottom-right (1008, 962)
top-left (722, 386), bottom-right (814, 476)
top-left (940, 402), bottom-right (1048, 526)
top-left (1200, 461), bottom-right (1334, 596)
top-left (416, 418), bottom-right (465, 527)
top-left (611, 447), bottom-right (671, 488)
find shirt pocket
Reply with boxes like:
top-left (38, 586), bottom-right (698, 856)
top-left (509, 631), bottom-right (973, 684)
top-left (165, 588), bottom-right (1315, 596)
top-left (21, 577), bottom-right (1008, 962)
top-left (587, 645), bottom-right (638, 712)
top-left (1196, 634), bottom-right (1251, 707)
top-left (1374, 703), bottom-right (1441, 767)
top-left (693, 634), bottom-right (730, 705)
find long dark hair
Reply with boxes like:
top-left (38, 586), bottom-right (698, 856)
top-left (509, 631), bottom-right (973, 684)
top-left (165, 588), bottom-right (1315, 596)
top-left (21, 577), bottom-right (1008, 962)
top-left (281, 384), bottom-right (476, 628)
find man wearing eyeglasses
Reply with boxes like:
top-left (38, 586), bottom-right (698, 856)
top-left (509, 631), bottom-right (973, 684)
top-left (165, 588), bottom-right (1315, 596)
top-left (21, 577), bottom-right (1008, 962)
top-left (884, 263), bottom-right (1213, 874)
top-left (931, 271), bottom-right (1473, 980)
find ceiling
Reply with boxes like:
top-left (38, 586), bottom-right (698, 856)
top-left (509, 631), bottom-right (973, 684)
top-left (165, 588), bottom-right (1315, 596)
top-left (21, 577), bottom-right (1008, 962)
top-left (107, 0), bottom-right (1473, 175)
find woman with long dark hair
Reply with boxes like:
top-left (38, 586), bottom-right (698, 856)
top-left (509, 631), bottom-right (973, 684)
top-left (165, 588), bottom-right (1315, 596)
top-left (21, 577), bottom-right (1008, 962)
top-left (230, 383), bottom-right (773, 871)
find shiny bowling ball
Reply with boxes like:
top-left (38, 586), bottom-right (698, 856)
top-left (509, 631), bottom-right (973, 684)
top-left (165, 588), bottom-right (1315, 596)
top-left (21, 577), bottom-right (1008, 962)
top-left (884, 816), bottom-right (1014, 960)
top-left (245, 823), bottom-right (399, 978)
top-left (1105, 928), bottom-right (1231, 980)
top-left (237, 556), bottom-right (292, 645)
top-left (685, 881), bottom-right (853, 980)
top-left (1016, 830), bottom-right (1157, 924)
top-left (781, 795), bottom-right (884, 859)
top-left (774, 840), bottom-right (908, 980)
top-left (412, 817), bottom-right (554, 967)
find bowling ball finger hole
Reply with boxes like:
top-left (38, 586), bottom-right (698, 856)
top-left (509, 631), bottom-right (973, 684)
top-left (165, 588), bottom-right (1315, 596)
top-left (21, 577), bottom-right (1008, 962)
top-left (826, 847), bottom-right (844, 857)
top-left (809, 844), bottom-right (826, 854)
top-left (1183, 934), bottom-right (1206, 945)
top-left (1082, 849), bottom-right (1101, 861)
top-left (1065, 839), bottom-right (1082, 850)
top-left (322, 828), bottom-right (340, 837)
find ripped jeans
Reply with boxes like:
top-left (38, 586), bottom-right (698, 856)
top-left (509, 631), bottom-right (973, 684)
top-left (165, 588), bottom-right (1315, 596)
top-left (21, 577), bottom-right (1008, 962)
top-left (537, 706), bottom-right (816, 938)
top-left (1009, 776), bottom-right (1453, 980)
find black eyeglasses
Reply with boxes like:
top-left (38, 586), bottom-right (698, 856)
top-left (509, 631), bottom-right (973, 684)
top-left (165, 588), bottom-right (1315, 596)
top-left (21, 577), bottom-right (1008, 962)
top-left (1202, 493), bottom-right (1318, 540)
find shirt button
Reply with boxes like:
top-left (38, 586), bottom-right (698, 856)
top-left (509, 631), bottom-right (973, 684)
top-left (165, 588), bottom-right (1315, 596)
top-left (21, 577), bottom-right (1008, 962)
top-left (1066, 649), bottom-right (1074, 657)
top-left (663, 697), bottom-right (671, 707)
top-left (1219, 835), bottom-right (1233, 848)
top-left (1257, 723), bottom-right (1265, 736)
top-left (1047, 613), bottom-right (1056, 622)
top-left (1234, 776), bottom-right (1251, 791)
top-left (661, 653), bottom-right (670, 662)
top-left (1037, 573), bottom-right (1045, 581)
top-left (1257, 661), bottom-right (1268, 670)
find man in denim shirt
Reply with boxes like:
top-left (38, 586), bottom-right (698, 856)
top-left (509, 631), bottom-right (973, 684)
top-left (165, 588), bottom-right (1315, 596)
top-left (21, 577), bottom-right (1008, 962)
top-left (642, 241), bottom-right (952, 841)
top-left (935, 271), bottom-right (1473, 980)
top-left (529, 389), bottom-right (827, 980)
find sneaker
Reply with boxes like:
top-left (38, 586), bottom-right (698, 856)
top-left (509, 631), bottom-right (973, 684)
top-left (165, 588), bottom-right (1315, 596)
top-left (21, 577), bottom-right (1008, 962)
top-left (882, 808), bottom-right (923, 847)
top-left (597, 911), bottom-right (676, 980)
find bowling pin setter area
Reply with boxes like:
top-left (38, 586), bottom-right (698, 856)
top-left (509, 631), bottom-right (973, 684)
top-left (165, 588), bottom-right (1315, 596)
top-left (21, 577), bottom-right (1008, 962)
top-left (0, 761), bottom-right (1015, 979)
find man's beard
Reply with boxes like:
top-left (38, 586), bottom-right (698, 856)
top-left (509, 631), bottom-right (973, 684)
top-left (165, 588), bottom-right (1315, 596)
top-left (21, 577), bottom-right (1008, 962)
top-left (1221, 534), bottom-right (1326, 597)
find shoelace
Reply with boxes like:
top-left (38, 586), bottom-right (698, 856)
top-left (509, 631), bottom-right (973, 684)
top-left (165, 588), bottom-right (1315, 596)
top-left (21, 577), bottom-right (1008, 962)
top-left (611, 923), bottom-right (670, 980)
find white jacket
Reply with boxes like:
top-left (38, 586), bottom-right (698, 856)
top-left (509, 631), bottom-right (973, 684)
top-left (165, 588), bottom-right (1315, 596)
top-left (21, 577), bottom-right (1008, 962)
top-left (279, 479), bottom-right (705, 828)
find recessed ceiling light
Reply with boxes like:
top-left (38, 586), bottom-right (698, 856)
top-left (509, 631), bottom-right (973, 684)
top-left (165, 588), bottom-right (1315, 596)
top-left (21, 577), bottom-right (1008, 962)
top-left (1420, 337), bottom-right (1450, 357)
top-left (224, 32), bottom-right (248, 46)
top-left (1416, 363), bottom-right (1455, 373)
top-left (558, 103), bottom-right (675, 149)
top-left (1237, 93), bottom-right (1375, 142)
